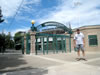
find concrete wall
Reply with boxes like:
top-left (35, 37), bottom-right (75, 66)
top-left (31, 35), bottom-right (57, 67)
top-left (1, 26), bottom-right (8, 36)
top-left (71, 25), bottom-right (100, 52)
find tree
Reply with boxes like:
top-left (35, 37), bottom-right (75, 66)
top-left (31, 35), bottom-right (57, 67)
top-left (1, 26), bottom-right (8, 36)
top-left (0, 33), bottom-right (6, 52)
top-left (14, 31), bottom-right (25, 50)
top-left (0, 32), bottom-right (15, 53)
top-left (0, 7), bottom-right (4, 23)
top-left (5, 32), bottom-right (14, 49)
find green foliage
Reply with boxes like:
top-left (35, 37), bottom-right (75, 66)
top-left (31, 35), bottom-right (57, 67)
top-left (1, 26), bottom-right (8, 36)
top-left (0, 33), bottom-right (14, 52)
top-left (0, 34), bottom-right (6, 52)
top-left (5, 34), bottom-right (14, 49)
top-left (0, 7), bottom-right (4, 23)
top-left (14, 31), bottom-right (24, 50)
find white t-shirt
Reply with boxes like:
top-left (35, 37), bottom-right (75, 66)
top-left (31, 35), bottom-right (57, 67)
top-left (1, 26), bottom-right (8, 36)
top-left (74, 32), bottom-right (84, 45)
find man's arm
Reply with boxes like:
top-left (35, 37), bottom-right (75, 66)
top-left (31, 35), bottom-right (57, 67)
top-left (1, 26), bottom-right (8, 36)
top-left (83, 38), bottom-right (85, 47)
top-left (82, 33), bottom-right (85, 47)
top-left (73, 39), bottom-right (76, 48)
top-left (73, 35), bottom-right (76, 48)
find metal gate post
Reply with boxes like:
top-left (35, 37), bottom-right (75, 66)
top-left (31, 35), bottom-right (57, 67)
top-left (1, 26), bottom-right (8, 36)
top-left (65, 37), bottom-right (67, 53)
top-left (56, 37), bottom-right (58, 53)
top-left (53, 37), bottom-right (55, 54)
top-left (42, 37), bottom-right (45, 55)
top-left (46, 37), bottom-right (49, 54)
top-left (35, 37), bottom-right (38, 55)
top-left (40, 37), bottom-right (42, 51)
top-left (26, 34), bottom-right (30, 54)
top-left (69, 35), bottom-right (71, 52)
top-left (61, 37), bottom-right (64, 53)
top-left (21, 37), bottom-right (24, 54)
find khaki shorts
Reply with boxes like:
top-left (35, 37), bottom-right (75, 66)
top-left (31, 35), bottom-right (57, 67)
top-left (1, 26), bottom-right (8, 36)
top-left (76, 44), bottom-right (84, 51)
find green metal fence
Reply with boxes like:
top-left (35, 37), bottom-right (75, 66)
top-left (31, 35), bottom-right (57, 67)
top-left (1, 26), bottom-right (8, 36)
top-left (21, 34), bottom-right (31, 54)
top-left (35, 33), bottom-right (71, 55)
top-left (21, 33), bottom-right (71, 55)
top-left (26, 34), bottom-right (31, 54)
top-left (22, 37), bottom-right (24, 54)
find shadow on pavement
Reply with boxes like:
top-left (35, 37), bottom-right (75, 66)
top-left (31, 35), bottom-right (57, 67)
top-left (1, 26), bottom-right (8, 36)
top-left (0, 54), bottom-right (26, 72)
top-left (0, 54), bottom-right (48, 75)
top-left (0, 67), bottom-right (48, 75)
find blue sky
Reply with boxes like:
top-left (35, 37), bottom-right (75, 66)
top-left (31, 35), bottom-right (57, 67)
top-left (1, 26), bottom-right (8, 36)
top-left (0, 0), bottom-right (100, 36)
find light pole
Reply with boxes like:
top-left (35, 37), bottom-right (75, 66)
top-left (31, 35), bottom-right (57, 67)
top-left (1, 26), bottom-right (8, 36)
top-left (31, 20), bottom-right (37, 31)
top-left (31, 20), bottom-right (35, 26)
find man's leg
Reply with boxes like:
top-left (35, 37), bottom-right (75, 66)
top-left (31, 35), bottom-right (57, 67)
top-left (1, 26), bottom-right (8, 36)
top-left (77, 50), bottom-right (80, 58)
top-left (76, 50), bottom-right (81, 61)
top-left (81, 45), bottom-right (87, 60)
top-left (76, 45), bottom-right (81, 61)
top-left (76, 45), bottom-right (80, 58)
top-left (82, 50), bottom-right (87, 61)
top-left (82, 50), bottom-right (85, 57)
top-left (81, 44), bottom-right (85, 57)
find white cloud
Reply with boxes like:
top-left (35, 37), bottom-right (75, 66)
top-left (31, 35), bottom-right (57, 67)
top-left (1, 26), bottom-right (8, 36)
top-left (37, 0), bottom-right (100, 28)
top-left (0, 0), bottom-right (41, 35)
top-left (0, 0), bottom-right (41, 18)
top-left (0, 27), bottom-right (30, 36)
top-left (11, 27), bottom-right (30, 36)
top-left (1, 0), bottom-right (100, 35)
top-left (0, 0), bottom-right (21, 17)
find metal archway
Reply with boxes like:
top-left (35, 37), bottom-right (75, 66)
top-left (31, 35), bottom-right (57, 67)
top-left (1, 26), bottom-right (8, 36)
top-left (31, 21), bottom-right (72, 34)
top-left (25, 21), bottom-right (73, 55)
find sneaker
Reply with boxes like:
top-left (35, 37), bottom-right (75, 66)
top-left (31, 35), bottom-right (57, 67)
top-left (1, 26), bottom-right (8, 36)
top-left (82, 58), bottom-right (87, 61)
top-left (76, 58), bottom-right (81, 61)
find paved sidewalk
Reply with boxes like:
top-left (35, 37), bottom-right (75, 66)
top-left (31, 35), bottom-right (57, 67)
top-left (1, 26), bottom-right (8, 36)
top-left (0, 51), bottom-right (100, 75)
top-left (33, 52), bottom-right (100, 75)
top-left (46, 62), bottom-right (100, 75)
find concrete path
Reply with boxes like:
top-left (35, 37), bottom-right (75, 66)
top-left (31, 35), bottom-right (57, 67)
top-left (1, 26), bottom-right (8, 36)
top-left (0, 51), bottom-right (100, 75)
top-left (46, 63), bottom-right (100, 75)
top-left (32, 52), bottom-right (100, 75)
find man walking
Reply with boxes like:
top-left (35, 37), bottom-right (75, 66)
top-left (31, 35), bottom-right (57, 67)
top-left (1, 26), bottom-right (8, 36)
top-left (74, 29), bottom-right (86, 61)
